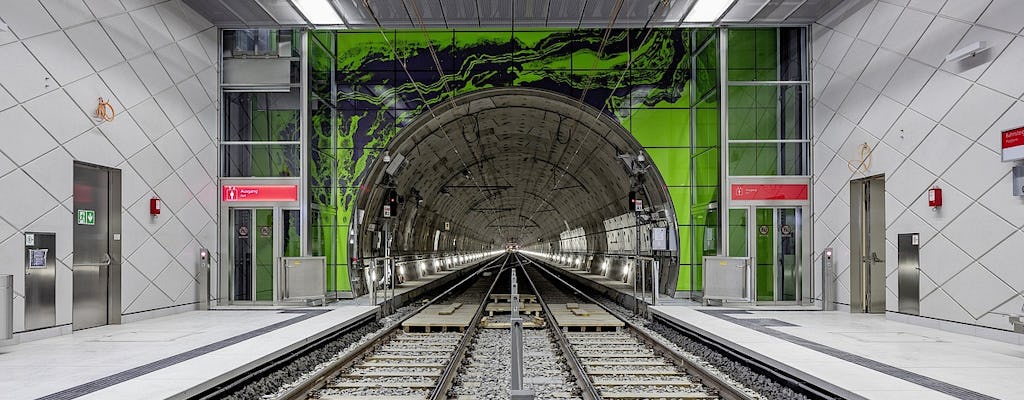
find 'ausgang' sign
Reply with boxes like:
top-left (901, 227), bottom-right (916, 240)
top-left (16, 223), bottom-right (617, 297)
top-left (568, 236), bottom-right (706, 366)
top-left (222, 185), bottom-right (298, 202)
top-left (1003, 126), bottom-right (1024, 162)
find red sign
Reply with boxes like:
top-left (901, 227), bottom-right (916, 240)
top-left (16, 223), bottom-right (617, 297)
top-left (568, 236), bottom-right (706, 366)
top-left (222, 185), bottom-right (298, 202)
top-left (731, 184), bottom-right (808, 201)
top-left (1002, 126), bottom-right (1024, 161)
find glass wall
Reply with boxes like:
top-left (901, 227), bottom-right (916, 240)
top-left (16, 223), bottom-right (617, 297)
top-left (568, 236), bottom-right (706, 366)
top-left (684, 29), bottom-right (720, 294)
top-left (221, 29), bottom-right (303, 178)
top-left (725, 28), bottom-right (808, 177)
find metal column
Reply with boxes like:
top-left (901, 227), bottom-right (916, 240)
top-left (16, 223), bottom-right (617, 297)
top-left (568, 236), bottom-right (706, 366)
top-left (509, 268), bottom-right (533, 399)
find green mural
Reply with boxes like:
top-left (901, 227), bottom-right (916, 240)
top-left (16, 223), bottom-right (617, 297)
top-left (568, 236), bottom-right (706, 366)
top-left (310, 29), bottom-right (714, 293)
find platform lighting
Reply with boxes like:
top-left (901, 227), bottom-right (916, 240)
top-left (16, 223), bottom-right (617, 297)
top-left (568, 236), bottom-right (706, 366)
top-left (683, 0), bottom-right (736, 22)
top-left (289, 0), bottom-right (344, 24)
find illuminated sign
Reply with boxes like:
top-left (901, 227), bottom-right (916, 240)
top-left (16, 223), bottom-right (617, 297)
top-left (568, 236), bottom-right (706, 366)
top-left (731, 184), bottom-right (808, 201)
top-left (1002, 126), bottom-right (1024, 161)
top-left (221, 185), bottom-right (298, 202)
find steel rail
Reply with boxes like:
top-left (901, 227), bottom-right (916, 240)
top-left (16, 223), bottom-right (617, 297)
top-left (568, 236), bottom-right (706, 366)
top-left (275, 254), bottom-right (510, 400)
top-left (514, 253), bottom-right (602, 400)
top-left (427, 254), bottom-right (511, 399)
top-left (519, 254), bottom-right (757, 400)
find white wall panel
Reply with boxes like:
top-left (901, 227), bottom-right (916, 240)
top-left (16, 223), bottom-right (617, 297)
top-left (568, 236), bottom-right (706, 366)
top-left (813, 1), bottom-right (1024, 333)
top-left (0, 0), bottom-right (217, 335)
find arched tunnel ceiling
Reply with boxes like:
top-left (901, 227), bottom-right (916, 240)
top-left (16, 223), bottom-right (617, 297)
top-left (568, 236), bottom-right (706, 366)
top-left (358, 88), bottom-right (673, 252)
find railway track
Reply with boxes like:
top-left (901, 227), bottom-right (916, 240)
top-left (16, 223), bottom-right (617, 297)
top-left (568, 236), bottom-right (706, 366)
top-left (220, 251), bottom-right (818, 400)
top-left (281, 254), bottom-right (513, 400)
top-left (516, 253), bottom-right (730, 400)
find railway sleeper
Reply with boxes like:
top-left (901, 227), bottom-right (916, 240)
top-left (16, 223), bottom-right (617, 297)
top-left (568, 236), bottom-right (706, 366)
top-left (340, 370), bottom-right (442, 378)
top-left (599, 391), bottom-right (717, 399)
top-left (592, 378), bottom-right (694, 386)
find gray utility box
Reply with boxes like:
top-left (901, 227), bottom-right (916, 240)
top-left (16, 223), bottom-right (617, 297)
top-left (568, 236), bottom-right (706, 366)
top-left (279, 257), bottom-right (327, 305)
top-left (1, 275), bottom-right (12, 340)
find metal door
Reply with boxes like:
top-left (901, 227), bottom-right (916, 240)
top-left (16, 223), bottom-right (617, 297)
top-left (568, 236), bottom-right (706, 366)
top-left (24, 232), bottom-right (56, 330)
top-left (72, 163), bottom-right (121, 330)
top-left (897, 233), bottom-right (920, 315)
top-left (850, 176), bottom-right (886, 313)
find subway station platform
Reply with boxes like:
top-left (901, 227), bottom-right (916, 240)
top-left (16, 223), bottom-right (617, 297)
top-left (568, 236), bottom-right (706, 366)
top-left (0, 306), bottom-right (375, 400)
top-left (543, 261), bottom-right (1023, 400)
top-left (0, 260), bottom-right (486, 400)
top-left (653, 307), bottom-right (1024, 400)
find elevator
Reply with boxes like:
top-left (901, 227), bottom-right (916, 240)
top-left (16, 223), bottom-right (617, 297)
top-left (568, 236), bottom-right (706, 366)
top-left (850, 175), bottom-right (886, 313)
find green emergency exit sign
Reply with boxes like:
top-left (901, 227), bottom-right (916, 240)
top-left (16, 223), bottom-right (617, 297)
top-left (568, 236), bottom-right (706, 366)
top-left (77, 209), bottom-right (95, 225)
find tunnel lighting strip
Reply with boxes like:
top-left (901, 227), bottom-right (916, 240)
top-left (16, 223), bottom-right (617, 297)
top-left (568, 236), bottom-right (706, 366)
top-left (360, 0), bottom-right (512, 242)
top-left (516, 0), bottom-right (671, 242)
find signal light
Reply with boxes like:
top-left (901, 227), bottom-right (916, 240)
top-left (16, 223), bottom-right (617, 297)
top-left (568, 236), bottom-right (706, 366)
top-left (628, 191), bottom-right (636, 210)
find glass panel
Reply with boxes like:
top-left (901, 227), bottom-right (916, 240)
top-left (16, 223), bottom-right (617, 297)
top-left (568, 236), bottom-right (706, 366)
top-left (693, 94), bottom-right (719, 151)
top-left (779, 27), bottom-right (804, 81)
top-left (283, 209), bottom-right (301, 258)
top-left (222, 144), bottom-right (301, 177)
top-left (224, 90), bottom-right (301, 142)
top-left (728, 208), bottom-right (747, 257)
top-left (727, 85), bottom-right (777, 141)
top-left (780, 85), bottom-right (804, 141)
top-left (694, 33), bottom-right (718, 99)
top-left (728, 142), bottom-right (807, 176)
top-left (755, 208), bottom-right (774, 302)
top-left (227, 29), bottom-right (278, 57)
top-left (254, 209), bottom-right (274, 301)
top-left (778, 208), bottom-right (801, 301)
top-left (728, 28), bottom-right (777, 81)
top-left (232, 209), bottom-right (252, 301)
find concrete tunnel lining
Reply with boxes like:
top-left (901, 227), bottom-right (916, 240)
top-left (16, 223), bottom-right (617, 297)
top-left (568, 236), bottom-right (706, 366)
top-left (354, 87), bottom-right (679, 260)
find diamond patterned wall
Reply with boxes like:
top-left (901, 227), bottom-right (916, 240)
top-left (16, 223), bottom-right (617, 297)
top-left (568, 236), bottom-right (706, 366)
top-left (813, 0), bottom-right (1024, 330)
top-left (0, 0), bottom-right (217, 334)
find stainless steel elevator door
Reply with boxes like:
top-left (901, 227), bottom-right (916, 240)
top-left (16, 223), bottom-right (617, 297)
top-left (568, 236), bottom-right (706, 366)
top-left (850, 176), bottom-right (886, 314)
top-left (73, 164), bottom-right (111, 330)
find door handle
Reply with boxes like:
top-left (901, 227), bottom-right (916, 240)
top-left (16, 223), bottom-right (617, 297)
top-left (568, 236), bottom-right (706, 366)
top-left (871, 252), bottom-right (884, 263)
top-left (74, 253), bottom-right (112, 267)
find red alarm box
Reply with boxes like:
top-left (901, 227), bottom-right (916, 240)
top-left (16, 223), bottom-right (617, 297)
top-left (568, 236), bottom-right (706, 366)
top-left (928, 188), bottom-right (942, 208)
top-left (150, 197), bottom-right (161, 215)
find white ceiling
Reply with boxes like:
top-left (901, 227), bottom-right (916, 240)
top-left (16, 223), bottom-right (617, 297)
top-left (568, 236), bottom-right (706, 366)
top-left (182, 0), bottom-right (846, 29)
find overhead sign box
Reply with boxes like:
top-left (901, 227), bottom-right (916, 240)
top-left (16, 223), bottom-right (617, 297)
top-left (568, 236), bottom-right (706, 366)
top-left (1002, 126), bottom-right (1024, 162)
top-left (222, 185), bottom-right (298, 202)
top-left (731, 184), bottom-right (808, 201)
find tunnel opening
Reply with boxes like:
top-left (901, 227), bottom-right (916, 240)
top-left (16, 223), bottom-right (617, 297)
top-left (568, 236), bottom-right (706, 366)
top-left (352, 87), bottom-right (680, 297)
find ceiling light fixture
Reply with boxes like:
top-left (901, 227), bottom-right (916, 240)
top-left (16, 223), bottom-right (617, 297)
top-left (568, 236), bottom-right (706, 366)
top-left (683, 0), bottom-right (736, 23)
top-left (289, 0), bottom-right (344, 25)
